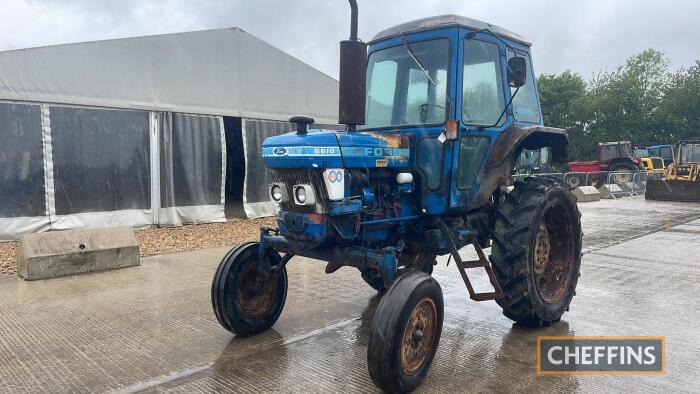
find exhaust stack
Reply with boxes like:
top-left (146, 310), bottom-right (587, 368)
top-left (338, 0), bottom-right (367, 131)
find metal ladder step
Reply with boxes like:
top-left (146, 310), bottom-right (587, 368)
top-left (439, 220), bottom-right (504, 302)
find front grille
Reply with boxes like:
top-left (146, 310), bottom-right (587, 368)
top-left (269, 168), bottom-right (329, 213)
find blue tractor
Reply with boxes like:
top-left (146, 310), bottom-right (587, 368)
top-left (647, 144), bottom-right (674, 165)
top-left (212, 3), bottom-right (582, 392)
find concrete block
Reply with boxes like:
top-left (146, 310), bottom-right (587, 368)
top-left (572, 186), bottom-right (601, 202)
top-left (597, 184), bottom-right (625, 199)
top-left (17, 227), bottom-right (140, 280)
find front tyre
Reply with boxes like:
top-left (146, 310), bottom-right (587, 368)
top-left (491, 177), bottom-right (582, 327)
top-left (368, 272), bottom-right (444, 393)
top-left (211, 242), bottom-right (288, 337)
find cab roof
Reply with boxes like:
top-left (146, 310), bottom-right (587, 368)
top-left (370, 14), bottom-right (531, 46)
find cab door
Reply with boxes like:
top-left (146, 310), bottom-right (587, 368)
top-left (407, 30), bottom-right (459, 215)
top-left (450, 31), bottom-right (510, 208)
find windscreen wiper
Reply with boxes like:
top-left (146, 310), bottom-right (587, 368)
top-left (401, 38), bottom-right (437, 87)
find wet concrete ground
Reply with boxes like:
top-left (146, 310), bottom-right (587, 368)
top-left (0, 197), bottom-right (699, 393)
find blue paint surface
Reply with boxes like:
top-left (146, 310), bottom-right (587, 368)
top-left (263, 130), bottom-right (410, 169)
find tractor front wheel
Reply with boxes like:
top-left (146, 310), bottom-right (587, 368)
top-left (211, 242), bottom-right (288, 337)
top-left (368, 271), bottom-right (443, 393)
top-left (490, 177), bottom-right (582, 326)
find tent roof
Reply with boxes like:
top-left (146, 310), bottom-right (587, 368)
top-left (0, 28), bottom-right (339, 124)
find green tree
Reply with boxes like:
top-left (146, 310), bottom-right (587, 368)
top-left (538, 70), bottom-right (589, 160)
top-left (537, 49), bottom-right (700, 162)
top-left (586, 49), bottom-right (670, 149)
top-left (659, 60), bottom-right (700, 142)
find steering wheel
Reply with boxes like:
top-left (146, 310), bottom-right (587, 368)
top-left (419, 103), bottom-right (446, 122)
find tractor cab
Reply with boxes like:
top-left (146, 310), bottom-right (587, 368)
top-left (671, 141), bottom-right (700, 181)
top-left (648, 144), bottom-right (674, 165)
top-left (678, 141), bottom-right (700, 164)
top-left (263, 15), bottom-right (561, 222)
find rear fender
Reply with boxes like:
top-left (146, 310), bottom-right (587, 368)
top-left (473, 126), bottom-right (570, 207)
top-left (486, 126), bottom-right (569, 169)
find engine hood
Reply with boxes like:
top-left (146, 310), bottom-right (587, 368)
top-left (262, 128), bottom-right (410, 169)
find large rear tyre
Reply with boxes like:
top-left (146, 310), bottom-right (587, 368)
top-left (491, 177), bottom-right (582, 327)
top-left (211, 242), bottom-right (288, 337)
top-left (609, 162), bottom-right (637, 183)
top-left (368, 272), bottom-right (443, 393)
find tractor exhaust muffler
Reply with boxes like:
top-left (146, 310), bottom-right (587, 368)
top-left (338, 0), bottom-right (367, 130)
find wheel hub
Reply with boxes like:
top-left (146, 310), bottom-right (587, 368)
top-left (236, 260), bottom-right (277, 317)
top-left (401, 298), bottom-right (436, 375)
top-left (533, 224), bottom-right (551, 276)
top-left (533, 208), bottom-right (575, 304)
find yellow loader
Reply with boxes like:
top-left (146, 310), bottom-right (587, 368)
top-left (646, 141), bottom-right (700, 202)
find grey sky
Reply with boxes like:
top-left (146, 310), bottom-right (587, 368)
top-left (1, 0), bottom-right (699, 80)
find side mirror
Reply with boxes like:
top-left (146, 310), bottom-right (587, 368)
top-left (507, 56), bottom-right (527, 88)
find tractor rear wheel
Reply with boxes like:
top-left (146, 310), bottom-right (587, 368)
top-left (368, 271), bottom-right (443, 393)
top-left (490, 177), bottom-right (582, 327)
top-left (566, 173), bottom-right (584, 189)
top-left (609, 162), bottom-right (637, 183)
top-left (211, 242), bottom-right (288, 337)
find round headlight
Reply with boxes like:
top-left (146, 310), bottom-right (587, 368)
top-left (295, 187), bottom-right (307, 204)
top-left (271, 185), bottom-right (283, 202)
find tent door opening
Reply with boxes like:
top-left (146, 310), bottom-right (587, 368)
top-left (224, 116), bottom-right (246, 218)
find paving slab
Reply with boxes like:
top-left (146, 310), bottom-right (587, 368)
top-left (0, 198), bottom-right (699, 393)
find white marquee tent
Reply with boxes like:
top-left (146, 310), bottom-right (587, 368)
top-left (0, 27), bottom-right (339, 240)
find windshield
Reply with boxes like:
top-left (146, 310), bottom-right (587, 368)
top-left (634, 148), bottom-right (649, 157)
top-left (363, 39), bottom-right (449, 129)
top-left (680, 144), bottom-right (700, 163)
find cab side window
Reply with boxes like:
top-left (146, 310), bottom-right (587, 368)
top-left (507, 50), bottom-right (541, 123)
top-left (462, 39), bottom-right (505, 126)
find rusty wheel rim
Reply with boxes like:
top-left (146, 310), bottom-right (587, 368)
top-left (533, 223), bottom-right (551, 277)
top-left (235, 259), bottom-right (278, 317)
top-left (613, 170), bottom-right (632, 184)
top-left (400, 298), bottom-right (437, 375)
top-left (567, 176), bottom-right (580, 189)
top-left (534, 205), bottom-right (575, 304)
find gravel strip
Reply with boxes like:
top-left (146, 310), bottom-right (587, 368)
top-left (0, 242), bottom-right (16, 276)
top-left (0, 217), bottom-right (277, 276)
top-left (136, 218), bottom-right (276, 257)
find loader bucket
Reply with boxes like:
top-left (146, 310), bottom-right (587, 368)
top-left (646, 179), bottom-right (700, 202)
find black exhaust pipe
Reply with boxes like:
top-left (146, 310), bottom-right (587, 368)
top-left (349, 0), bottom-right (358, 40)
top-left (338, 0), bottom-right (367, 131)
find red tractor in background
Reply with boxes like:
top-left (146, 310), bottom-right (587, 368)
top-left (567, 141), bottom-right (643, 188)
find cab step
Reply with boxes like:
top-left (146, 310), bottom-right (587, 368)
top-left (439, 220), bottom-right (504, 301)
